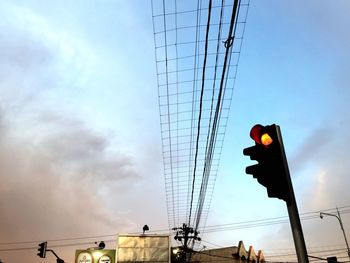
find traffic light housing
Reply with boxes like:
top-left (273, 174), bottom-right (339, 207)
top-left (37, 241), bottom-right (47, 258)
top-left (243, 124), bottom-right (290, 203)
top-left (327, 257), bottom-right (337, 263)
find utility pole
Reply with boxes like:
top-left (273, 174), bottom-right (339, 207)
top-left (172, 223), bottom-right (201, 262)
top-left (320, 208), bottom-right (350, 259)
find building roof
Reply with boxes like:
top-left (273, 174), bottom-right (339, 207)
top-left (188, 240), bottom-right (265, 263)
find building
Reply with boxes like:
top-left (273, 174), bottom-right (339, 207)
top-left (76, 235), bottom-right (265, 263)
top-left (182, 241), bottom-right (265, 263)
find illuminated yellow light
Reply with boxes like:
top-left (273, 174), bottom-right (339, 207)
top-left (92, 251), bottom-right (103, 259)
top-left (261, 133), bottom-right (273, 146)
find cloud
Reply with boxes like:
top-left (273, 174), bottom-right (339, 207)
top-left (289, 127), bottom-right (332, 174)
top-left (0, 4), bottom-right (157, 263)
top-left (0, 2), bottom-right (169, 263)
top-left (0, 5), bottom-right (138, 239)
top-left (0, 108), bottom-right (140, 237)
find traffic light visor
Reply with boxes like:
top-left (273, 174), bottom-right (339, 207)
top-left (250, 124), bottom-right (273, 146)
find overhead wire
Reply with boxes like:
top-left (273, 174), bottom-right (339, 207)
top-left (193, 0), bottom-right (241, 234)
top-left (152, 0), bottom-right (254, 244)
top-left (202, 205), bottom-right (350, 233)
top-left (2, 205), bottom-right (348, 247)
top-left (194, 0), bottom-right (225, 233)
top-left (174, 0), bottom-right (180, 230)
top-left (161, 0), bottom-right (177, 229)
top-left (152, 4), bottom-right (237, 18)
top-left (152, 0), bottom-right (173, 231)
top-left (187, 0), bottom-right (202, 227)
top-left (188, 0), bottom-right (213, 228)
top-left (1, 205), bottom-right (349, 257)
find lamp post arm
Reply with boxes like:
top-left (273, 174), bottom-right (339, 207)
top-left (336, 208), bottom-right (350, 258)
top-left (321, 209), bottom-right (350, 259)
top-left (320, 212), bottom-right (341, 222)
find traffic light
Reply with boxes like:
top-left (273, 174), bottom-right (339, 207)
top-left (37, 241), bottom-right (47, 258)
top-left (243, 124), bottom-right (290, 203)
top-left (327, 257), bottom-right (337, 263)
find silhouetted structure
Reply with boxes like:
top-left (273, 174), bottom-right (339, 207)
top-left (177, 241), bottom-right (265, 263)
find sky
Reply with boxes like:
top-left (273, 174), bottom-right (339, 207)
top-left (0, 1), bottom-right (350, 263)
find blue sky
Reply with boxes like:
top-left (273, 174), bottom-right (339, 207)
top-left (209, 0), bottom-right (350, 257)
top-left (0, 1), bottom-right (349, 263)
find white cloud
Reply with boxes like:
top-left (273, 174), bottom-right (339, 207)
top-left (0, 3), bottom-right (166, 263)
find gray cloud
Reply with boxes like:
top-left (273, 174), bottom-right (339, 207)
top-left (0, 6), bottom-right (156, 263)
top-left (0, 105), bottom-right (145, 263)
top-left (289, 127), bottom-right (332, 174)
top-left (0, 109), bottom-right (140, 233)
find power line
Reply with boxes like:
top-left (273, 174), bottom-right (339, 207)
top-left (203, 206), bottom-right (350, 233)
top-left (152, 0), bottom-right (251, 235)
top-left (188, 0), bottom-right (213, 229)
top-left (0, 239), bottom-right (116, 252)
top-left (194, 0), bottom-right (241, 234)
top-left (194, 0), bottom-right (225, 233)
top-left (2, 205), bottom-right (348, 247)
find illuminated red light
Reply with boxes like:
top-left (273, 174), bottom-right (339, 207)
top-left (249, 124), bottom-right (273, 146)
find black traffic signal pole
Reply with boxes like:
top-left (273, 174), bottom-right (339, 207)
top-left (46, 249), bottom-right (65, 263)
top-left (276, 125), bottom-right (309, 263)
top-left (37, 242), bottom-right (64, 263)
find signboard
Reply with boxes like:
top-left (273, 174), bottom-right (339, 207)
top-left (75, 249), bottom-right (115, 263)
top-left (117, 234), bottom-right (170, 262)
top-left (98, 255), bottom-right (112, 263)
top-left (76, 251), bottom-right (93, 263)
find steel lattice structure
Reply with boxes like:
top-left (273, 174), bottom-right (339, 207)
top-left (151, 0), bottom-right (250, 244)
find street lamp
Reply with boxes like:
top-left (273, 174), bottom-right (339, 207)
top-left (320, 208), bottom-right (350, 259)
